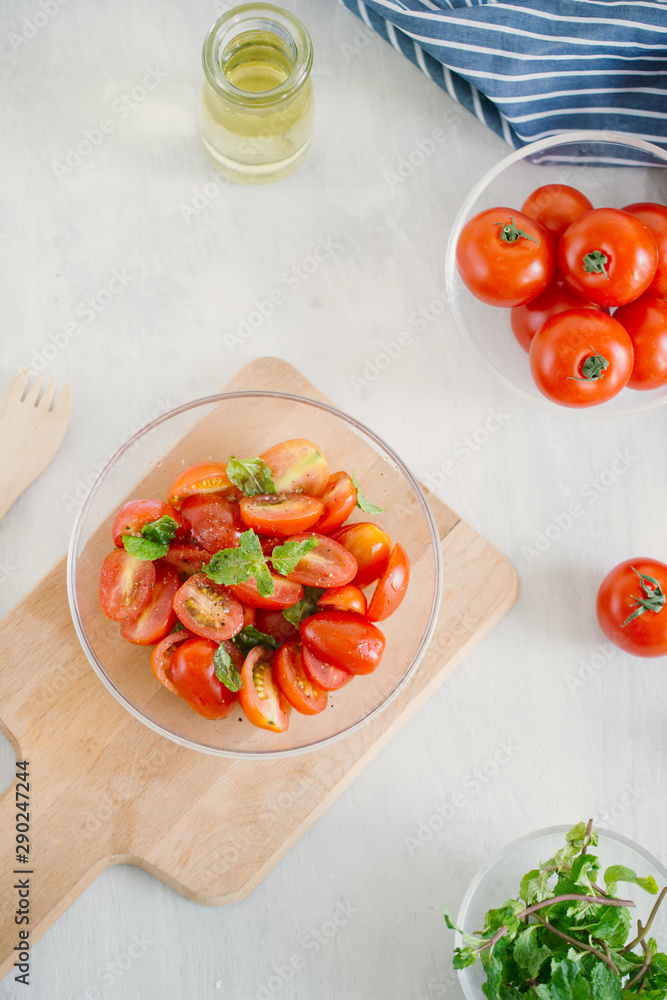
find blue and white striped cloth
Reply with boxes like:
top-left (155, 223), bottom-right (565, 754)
top-left (338, 0), bottom-right (667, 154)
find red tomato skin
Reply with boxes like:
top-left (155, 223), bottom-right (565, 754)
top-left (511, 277), bottom-right (601, 353)
top-left (112, 498), bottom-right (185, 548)
top-left (167, 462), bottom-right (233, 507)
top-left (613, 295), bottom-right (667, 390)
top-left (529, 309), bottom-right (633, 408)
top-left (521, 184), bottom-right (593, 243)
top-left (239, 493), bottom-right (324, 537)
top-left (274, 642), bottom-right (328, 715)
top-left (159, 543), bottom-right (208, 578)
top-left (121, 564), bottom-right (181, 646)
top-left (456, 207), bottom-right (556, 307)
top-left (228, 574), bottom-right (303, 611)
top-left (623, 202), bottom-right (667, 298)
top-left (238, 647), bottom-right (291, 732)
top-left (331, 522), bottom-right (392, 588)
top-left (259, 439), bottom-right (329, 497)
top-left (315, 472), bottom-right (357, 534)
top-left (150, 629), bottom-right (195, 694)
top-left (284, 532), bottom-right (358, 588)
top-left (179, 495), bottom-right (245, 553)
top-left (173, 573), bottom-right (244, 641)
top-left (99, 549), bottom-right (155, 622)
top-left (169, 637), bottom-right (240, 719)
top-left (596, 558), bottom-right (667, 658)
top-left (366, 543), bottom-right (410, 622)
top-left (301, 645), bottom-right (354, 691)
top-left (318, 584), bottom-right (367, 616)
top-left (300, 610), bottom-right (386, 675)
top-left (254, 609), bottom-right (300, 644)
top-left (558, 208), bottom-right (658, 308)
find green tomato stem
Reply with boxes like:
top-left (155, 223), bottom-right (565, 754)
top-left (494, 217), bottom-right (538, 244)
top-left (583, 250), bottom-right (610, 278)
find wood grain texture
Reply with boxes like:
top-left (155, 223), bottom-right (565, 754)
top-left (0, 358), bottom-right (518, 980)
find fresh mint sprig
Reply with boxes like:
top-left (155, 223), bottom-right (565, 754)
top-left (445, 820), bottom-right (667, 997)
top-left (122, 515), bottom-right (178, 561)
top-left (226, 456), bottom-right (276, 497)
top-left (351, 471), bottom-right (384, 514)
top-left (270, 537), bottom-right (318, 576)
top-left (213, 644), bottom-right (243, 692)
top-left (204, 529), bottom-right (274, 596)
top-left (232, 626), bottom-right (280, 659)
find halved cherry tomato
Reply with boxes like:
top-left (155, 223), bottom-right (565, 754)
top-left (239, 493), bottom-right (323, 536)
top-left (318, 584), bottom-right (367, 616)
top-left (168, 462), bottom-right (233, 507)
top-left (510, 277), bottom-right (601, 353)
top-left (284, 532), bottom-right (358, 588)
top-left (112, 498), bottom-right (185, 548)
top-left (180, 495), bottom-right (245, 553)
top-left (121, 564), bottom-right (181, 645)
top-left (521, 184), bottom-right (593, 243)
top-left (613, 295), bottom-right (667, 390)
top-left (99, 549), bottom-right (155, 622)
top-left (274, 642), bottom-right (328, 715)
top-left (238, 646), bottom-right (291, 732)
top-left (242, 604), bottom-right (256, 627)
top-left (558, 208), bottom-right (658, 308)
top-left (228, 573), bottom-right (303, 610)
top-left (254, 609), bottom-right (300, 644)
top-left (366, 543), bottom-right (410, 621)
top-left (159, 543), bottom-right (208, 577)
top-left (332, 522), bottom-right (392, 588)
top-left (173, 573), bottom-right (244, 641)
top-left (259, 439), bottom-right (329, 497)
top-left (150, 629), bottom-right (194, 694)
top-left (169, 636), bottom-right (241, 719)
top-left (623, 202), bottom-right (667, 298)
top-left (456, 208), bottom-right (556, 307)
top-left (315, 472), bottom-right (357, 534)
top-left (300, 610), bottom-right (386, 675)
top-left (301, 645), bottom-right (354, 691)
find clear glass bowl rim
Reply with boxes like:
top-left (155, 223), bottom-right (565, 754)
top-left (66, 388), bottom-right (443, 760)
top-left (454, 822), bottom-right (667, 995)
top-left (445, 129), bottom-right (667, 419)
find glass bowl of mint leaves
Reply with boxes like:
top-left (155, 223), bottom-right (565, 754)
top-left (446, 821), bottom-right (667, 999)
top-left (67, 390), bottom-right (442, 758)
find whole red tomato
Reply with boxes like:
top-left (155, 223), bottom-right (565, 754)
top-left (510, 277), bottom-right (601, 353)
top-left (622, 202), bottom-right (667, 298)
top-left (558, 208), bottom-right (658, 307)
top-left (521, 183), bottom-right (593, 242)
top-left (456, 207), bottom-right (555, 307)
top-left (597, 558), bottom-right (667, 657)
top-left (613, 295), bottom-right (667, 390)
top-left (529, 308), bottom-right (633, 407)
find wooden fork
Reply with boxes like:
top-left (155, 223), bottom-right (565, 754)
top-left (0, 370), bottom-right (71, 522)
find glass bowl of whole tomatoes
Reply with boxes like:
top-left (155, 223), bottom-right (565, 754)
top-left (67, 391), bottom-right (443, 758)
top-left (445, 131), bottom-right (667, 416)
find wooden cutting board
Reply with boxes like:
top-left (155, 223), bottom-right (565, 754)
top-left (0, 358), bottom-right (518, 979)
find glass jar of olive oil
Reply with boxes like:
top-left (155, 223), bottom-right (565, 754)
top-left (200, 4), bottom-right (314, 184)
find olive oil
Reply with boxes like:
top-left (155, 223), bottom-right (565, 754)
top-left (201, 9), bottom-right (314, 184)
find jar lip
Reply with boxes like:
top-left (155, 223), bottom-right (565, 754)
top-left (202, 3), bottom-right (313, 105)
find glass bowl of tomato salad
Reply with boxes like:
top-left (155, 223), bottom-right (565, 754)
top-left (67, 390), bottom-right (442, 758)
top-left (445, 131), bottom-right (667, 416)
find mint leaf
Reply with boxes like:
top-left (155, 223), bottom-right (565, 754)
top-left (213, 644), bottom-right (243, 692)
top-left (351, 470), bottom-right (384, 514)
top-left (282, 586), bottom-right (325, 628)
top-left (204, 530), bottom-right (274, 596)
top-left (122, 515), bottom-right (178, 561)
top-left (521, 868), bottom-right (555, 905)
top-left (484, 900), bottom-right (524, 939)
top-left (453, 947), bottom-right (477, 970)
top-left (604, 865), bottom-right (659, 898)
top-left (591, 962), bottom-right (623, 1000)
top-left (232, 626), bottom-right (280, 659)
top-left (541, 956), bottom-right (590, 1000)
top-left (513, 925), bottom-right (552, 979)
top-left (270, 537), bottom-right (318, 576)
top-left (226, 455), bottom-right (276, 497)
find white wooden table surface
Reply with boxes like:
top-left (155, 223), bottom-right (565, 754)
top-left (0, 1), bottom-right (665, 997)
